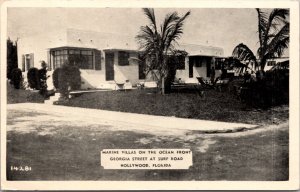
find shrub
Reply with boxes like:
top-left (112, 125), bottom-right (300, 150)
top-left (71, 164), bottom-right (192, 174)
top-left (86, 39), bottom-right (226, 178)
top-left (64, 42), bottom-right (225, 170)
top-left (38, 67), bottom-right (48, 96)
top-left (7, 38), bottom-right (18, 80)
top-left (52, 65), bottom-right (81, 99)
top-left (165, 50), bottom-right (188, 93)
top-left (52, 68), bottom-right (62, 90)
top-left (10, 68), bottom-right (22, 89)
top-left (27, 67), bottom-right (40, 90)
top-left (237, 69), bottom-right (289, 108)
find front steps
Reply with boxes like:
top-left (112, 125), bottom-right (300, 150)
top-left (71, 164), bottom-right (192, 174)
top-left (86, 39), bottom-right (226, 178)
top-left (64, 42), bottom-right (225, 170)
top-left (44, 92), bottom-right (62, 105)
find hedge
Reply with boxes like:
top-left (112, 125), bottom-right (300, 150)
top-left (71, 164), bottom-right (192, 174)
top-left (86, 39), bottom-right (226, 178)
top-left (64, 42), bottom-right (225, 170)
top-left (27, 67), bottom-right (40, 90)
top-left (10, 68), bottom-right (23, 89)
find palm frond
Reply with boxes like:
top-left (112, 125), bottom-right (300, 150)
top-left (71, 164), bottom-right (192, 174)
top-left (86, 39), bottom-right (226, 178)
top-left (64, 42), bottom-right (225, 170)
top-left (165, 11), bottom-right (191, 50)
top-left (268, 9), bottom-right (289, 26)
top-left (161, 12), bottom-right (180, 46)
top-left (265, 26), bottom-right (289, 60)
top-left (161, 12), bottom-right (179, 35)
top-left (232, 43), bottom-right (258, 68)
top-left (136, 26), bottom-right (156, 50)
top-left (136, 9), bottom-right (190, 81)
top-left (263, 9), bottom-right (289, 44)
top-left (256, 8), bottom-right (268, 48)
top-left (142, 8), bottom-right (157, 32)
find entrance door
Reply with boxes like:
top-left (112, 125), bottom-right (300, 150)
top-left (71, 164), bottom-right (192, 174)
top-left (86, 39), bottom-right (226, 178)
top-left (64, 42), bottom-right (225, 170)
top-left (189, 57), bottom-right (193, 78)
top-left (105, 52), bottom-right (114, 81)
top-left (206, 57), bottom-right (212, 77)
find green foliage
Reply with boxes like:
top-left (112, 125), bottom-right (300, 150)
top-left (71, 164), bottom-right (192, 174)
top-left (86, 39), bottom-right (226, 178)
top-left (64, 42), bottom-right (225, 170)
top-left (52, 65), bottom-right (81, 98)
top-left (52, 68), bottom-right (62, 90)
top-left (165, 50), bottom-right (188, 93)
top-left (38, 67), bottom-right (48, 96)
top-left (7, 38), bottom-right (18, 80)
top-left (136, 8), bottom-right (190, 94)
top-left (10, 68), bottom-right (22, 89)
top-left (27, 68), bottom-right (40, 90)
top-left (238, 69), bottom-right (289, 108)
top-left (232, 9), bottom-right (289, 71)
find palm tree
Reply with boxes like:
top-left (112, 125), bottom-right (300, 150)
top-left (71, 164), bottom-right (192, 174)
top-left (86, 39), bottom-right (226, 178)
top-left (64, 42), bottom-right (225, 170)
top-left (232, 8), bottom-right (289, 72)
top-left (136, 8), bottom-right (190, 94)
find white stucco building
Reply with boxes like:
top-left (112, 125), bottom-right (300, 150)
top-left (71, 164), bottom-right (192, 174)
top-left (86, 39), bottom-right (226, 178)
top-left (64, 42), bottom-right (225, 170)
top-left (18, 28), bottom-right (224, 90)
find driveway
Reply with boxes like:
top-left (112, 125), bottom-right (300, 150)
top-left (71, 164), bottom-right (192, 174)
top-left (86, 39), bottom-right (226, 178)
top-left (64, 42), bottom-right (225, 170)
top-left (6, 103), bottom-right (288, 181)
top-left (7, 103), bottom-right (258, 136)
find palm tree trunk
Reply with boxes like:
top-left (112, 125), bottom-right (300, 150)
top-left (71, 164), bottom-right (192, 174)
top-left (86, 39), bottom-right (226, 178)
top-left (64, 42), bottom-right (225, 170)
top-left (260, 58), bottom-right (267, 71)
top-left (161, 77), bottom-right (165, 95)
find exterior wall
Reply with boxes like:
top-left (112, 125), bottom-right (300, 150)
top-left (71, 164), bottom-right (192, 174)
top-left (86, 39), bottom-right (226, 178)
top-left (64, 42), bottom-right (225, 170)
top-left (18, 28), bottom-right (224, 89)
top-left (114, 52), bottom-right (140, 86)
top-left (178, 43), bottom-right (224, 57)
top-left (66, 28), bottom-right (137, 50)
top-left (175, 57), bottom-right (189, 81)
top-left (18, 29), bottom-right (67, 70)
top-left (175, 56), bottom-right (222, 83)
top-left (80, 67), bottom-right (106, 89)
top-left (66, 29), bottom-right (140, 88)
top-left (174, 44), bottom-right (224, 83)
top-left (18, 30), bottom-right (67, 89)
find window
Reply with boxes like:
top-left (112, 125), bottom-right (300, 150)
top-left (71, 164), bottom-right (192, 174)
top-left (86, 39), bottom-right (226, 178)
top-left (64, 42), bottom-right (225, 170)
top-left (215, 58), bottom-right (224, 70)
top-left (118, 51), bottom-right (130, 66)
top-left (51, 48), bottom-right (95, 70)
top-left (52, 49), bottom-right (68, 69)
top-left (168, 55), bottom-right (185, 70)
top-left (176, 56), bottom-right (185, 70)
top-left (23, 53), bottom-right (34, 71)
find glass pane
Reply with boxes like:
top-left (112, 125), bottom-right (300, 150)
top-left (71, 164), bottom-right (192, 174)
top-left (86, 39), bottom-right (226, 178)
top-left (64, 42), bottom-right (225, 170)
top-left (63, 50), bottom-right (68, 54)
top-left (118, 51), bottom-right (129, 66)
top-left (88, 56), bottom-right (93, 69)
top-left (74, 50), bottom-right (80, 54)
top-left (69, 50), bottom-right (74, 54)
top-left (81, 50), bottom-right (88, 55)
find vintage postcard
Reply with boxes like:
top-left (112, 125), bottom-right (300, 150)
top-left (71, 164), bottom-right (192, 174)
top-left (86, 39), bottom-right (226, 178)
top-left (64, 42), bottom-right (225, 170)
top-left (1, 0), bottom-right (299, 190)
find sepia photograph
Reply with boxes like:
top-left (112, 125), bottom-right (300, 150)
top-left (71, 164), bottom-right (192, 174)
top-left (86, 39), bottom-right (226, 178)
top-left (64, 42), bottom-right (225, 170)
top-left (1, 0), bottom-right (299, 190)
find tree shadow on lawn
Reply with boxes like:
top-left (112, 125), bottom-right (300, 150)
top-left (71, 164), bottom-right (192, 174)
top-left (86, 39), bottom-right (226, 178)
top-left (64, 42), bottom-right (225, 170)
top-left (62, 89), bottom-right (289, 125)
top-left (7, 110), bottom-right (49, 126)
top-left (7, 123), bottom-right (288, 181)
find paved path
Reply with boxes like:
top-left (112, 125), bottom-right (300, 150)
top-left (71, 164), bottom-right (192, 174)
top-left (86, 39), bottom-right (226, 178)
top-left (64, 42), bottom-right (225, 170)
top-left (7, 103), bottom-right (258, 136)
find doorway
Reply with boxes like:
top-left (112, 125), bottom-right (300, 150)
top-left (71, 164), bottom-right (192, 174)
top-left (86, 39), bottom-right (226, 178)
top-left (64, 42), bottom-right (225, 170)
top-left (105, 52), bottom-right (114, 81)
top-left (188, 57), bottom-right (194, 78)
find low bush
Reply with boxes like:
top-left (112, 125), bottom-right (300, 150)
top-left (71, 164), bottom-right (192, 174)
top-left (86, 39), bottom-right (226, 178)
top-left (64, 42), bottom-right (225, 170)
top-left (27, 67), bottom-right (40, 90)
top-left (38, 67), bottom-right (48, 96)
top-left (52, 68), bottom-right (62, 90)
top-left (10, 68), bottom-right (23, 89)
top-left (236, 69), bottom-right (289, 108)
top-left (52, 65), bottom-right (81, 99)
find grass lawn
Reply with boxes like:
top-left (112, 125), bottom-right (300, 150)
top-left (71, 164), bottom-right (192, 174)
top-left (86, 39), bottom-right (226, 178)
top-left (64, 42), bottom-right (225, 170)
top-left (6, 84), bottom-right (289, 181)
top-left (7, 109), bottom-right (288, 181)
top-left (61, 88), bottom-right (288, 125)
top-left (7, 82), bottom-right (44, 104)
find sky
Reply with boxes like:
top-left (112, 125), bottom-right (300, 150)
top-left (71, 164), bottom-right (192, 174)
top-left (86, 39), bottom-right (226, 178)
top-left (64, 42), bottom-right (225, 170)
top-left (8, 8), bottom-right (266, 56)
